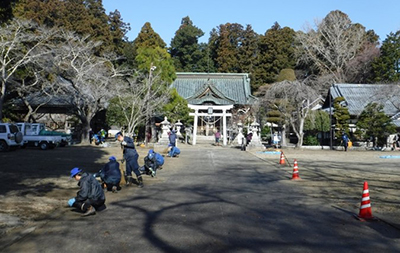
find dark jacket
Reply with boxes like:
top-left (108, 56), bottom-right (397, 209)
top-left (75, 172), bottom-right (105, 202)
top-left (169, 131), bottom-right (177, 146)
top-left (342, 133), bottom-right (349, 143)
top-left (122, 136), bottom-right (138, 161)
top-left (100, 160), bottom-right (121, 184)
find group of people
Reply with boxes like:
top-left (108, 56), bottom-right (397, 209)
top-left (68, 129), bottom-right (180, 217)
top-left (89, 128), bottom-right (106, 145)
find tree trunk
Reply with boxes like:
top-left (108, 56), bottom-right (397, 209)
top-left (281, 124), bottom-right (287, 146)
top-left (79, 114), bottom-right (92, 144)
top-left (0, 80), bottom-right (5, 120)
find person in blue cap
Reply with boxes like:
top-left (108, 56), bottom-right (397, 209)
top-left (115, 132), bottom-right (143, 188)
top-left (68, 167), bottom-right (106, 216)
top-left (142, 149), bottom-right (164, 177)
top-left (95, 156), bottom-right (122, 193)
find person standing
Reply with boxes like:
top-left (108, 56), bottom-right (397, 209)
top-left (115, 132), bottom-right (143, 188)
top-left (96, 156), bottom-right (122, 193)
top-left (342, 132), bottom-right (350, 152)
top-left (214, 129), bottom-right (221, 146)
top-left (68, 167), bottom-right (106, 216)
top-left (89, 128), bottom-right (94, 144)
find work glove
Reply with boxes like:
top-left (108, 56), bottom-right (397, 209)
top-left (121, 141), bottom-right (127, 146)
top-left (68, 198), bottom-right (76, 207)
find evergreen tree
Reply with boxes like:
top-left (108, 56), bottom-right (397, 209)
top-left (304, 110), bottom-right (330, 144)
top-left (162, 88), bottom-right (192, 125)
top-left (371, 31), bottom-right (400, 82)
top-left (0, 0), bottom-right (14, 23)
top-left (333, 97), bottom-right (350, 139)
top-left (237, 25), bottom-right (259, 77)
top-left (213, 23), bottom-right (242, 72)
top-left (135, 47), bottom-right (176, 84)
top-left (356, 102), bottom-right (396, 146)
top-left (132, 22), bottom-right (166, 54)
top-left (253, 22), bottom-right (296, 91)
top-left (170, 16), bottom-right (206, 72)
top-left (13, 0), bottom-right (116, 54)
top-left (107, 9), bottom-right (131, 63)
top-left (208, 23), bottom-right (259, 76)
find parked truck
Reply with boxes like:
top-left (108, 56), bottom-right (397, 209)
top-left (16, 123), bottom-right (63, 150)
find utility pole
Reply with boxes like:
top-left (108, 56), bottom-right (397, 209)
top-left (329, 84), bottom-right (333, 150)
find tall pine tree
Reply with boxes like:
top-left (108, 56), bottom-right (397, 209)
top-left (253, 22), bottom-right (296, 91)
top-left (170, 16), bottom-right (207, 72)
top-left (371, 31), bottom-right (400, 82)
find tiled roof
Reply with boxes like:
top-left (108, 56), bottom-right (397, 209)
top-left (170, 73), bottom-right (256, 105)
top-left (325, 84), bottom-right (400, 116)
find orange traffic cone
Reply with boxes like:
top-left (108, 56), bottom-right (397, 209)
top-left (279, 152), bottom-right (286, 165)
top-left (357, 181), bottom-right (375, 220)
top-left (291, 159), bottom-right (300, 180)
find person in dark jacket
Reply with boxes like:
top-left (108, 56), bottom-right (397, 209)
top-left (68, 167), bottom-right (106, 216)
top-left (142, 149), bottom-right (164, 177)
top-left (96, 156), bottom-right (121, 193)
top-left (342, 132), bottom-right (350, 152)
top-left (168, 130), bottom-right (177, 157)
top-left (115, 132), bottom-right (143, 188)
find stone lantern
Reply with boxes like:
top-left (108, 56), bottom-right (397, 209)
top-left (247, 118), bottom-right (263, 149)
top-left (237, 121), bottom-right (244, 145)
top-left (175, 120), bottom-right (183, 137)
top-left (158, 116), bottom-right (171, 145)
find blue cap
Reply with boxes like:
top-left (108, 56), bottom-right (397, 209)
top-left (70, 167), bottom-right (81, 178)
top-left (148, 149), bottom-right (154, 154)
top-left (109, 156), bottom-right (116, 161)
top-left (115, 132), bottom-right (122, 140)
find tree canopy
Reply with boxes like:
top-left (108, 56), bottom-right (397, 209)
top-left (170, 16), bottom-right (208, 72)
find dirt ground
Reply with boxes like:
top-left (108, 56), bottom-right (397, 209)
top-left (1, 142), bottom-right (400, 240)
top-left (252, 147), bottom-right (400, 225)
top-left (0, 140), bottom-right (169, 239)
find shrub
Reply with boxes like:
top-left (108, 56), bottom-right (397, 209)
top-left (304, 135), bottom-right (319, 146)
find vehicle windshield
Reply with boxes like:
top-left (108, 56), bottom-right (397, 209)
top-left (9, 124), bottom-right (19, 133)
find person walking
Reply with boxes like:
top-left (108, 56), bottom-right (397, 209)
top-left (342, 132), bottom-right (350, 152)
top-left (115, 132), bottom-right (143, 188)
top-left (68, 167), bottom-right (106, 216)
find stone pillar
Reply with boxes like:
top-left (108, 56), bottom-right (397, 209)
top-left (237, 122), bottom-right (244, 145)
top-left (222, 109), bottom-right (227, 146)
top-left (193, 109), bottom-right (198, 145)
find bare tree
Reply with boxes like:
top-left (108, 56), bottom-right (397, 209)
top-left (260, 80), bottom-right (319, 147)
top-left (296, 10), bottom-right (366, 86)
top-left (345, 41), bottom-right (380, 83)
top-left (0, 19), bottom-right (57, 120)
top-left (51, 31), bottom-right (128, 142)
top-left (110, 66), bottom-right (170, 137)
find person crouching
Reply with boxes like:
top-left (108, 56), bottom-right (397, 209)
top-left (68, 167), bottom-right (106, 216)
top-left (96, 156), bottom-right (122, 193)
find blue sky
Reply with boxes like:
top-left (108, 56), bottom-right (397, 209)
top-left (103, 0), bottom-right (400, 46)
